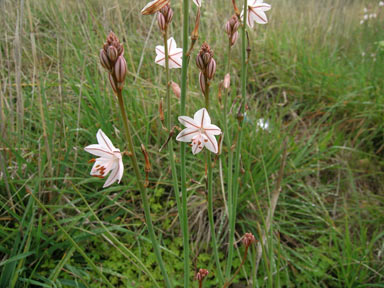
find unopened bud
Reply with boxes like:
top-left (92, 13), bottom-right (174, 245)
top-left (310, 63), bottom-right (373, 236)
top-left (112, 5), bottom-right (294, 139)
top-left (107, 46), bottom-right (118, 62)
top-left (206, 58), bottom-right (216, 80)
top-left (108, 73), bottom-right (117, 93)
top-left (231, 31), bottom-right (239, 46)
top-left (171, 81), bottom-right (181, 99)
top-left (195, 269), bottom-right (209, 281)
top-left (225, 22), bottom-right (232, 35)
top-left (199, 72), bottom-right (206, 95)
top-left (203, 52), bottom-right (211, 66)
top-left (100, 49), bottom-right (111, 70)
top-left (115, 56), bottom-right (127, 83)
top-left (223, 73), bottom-right (230, 89)
top-left (242, 233), bottom-right (256, 247)
top-left (166, 6), bottom-right (173, 23)
top-left (196, 54), bottom-right (205, 71)
top-left (157, 12), bottom-right (166, 31)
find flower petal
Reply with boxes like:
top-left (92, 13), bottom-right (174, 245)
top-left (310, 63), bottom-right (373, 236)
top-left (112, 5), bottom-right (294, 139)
top-left (194, 108), bottom-right (211, 128)
top-left (167, 37), bottom-right (177, 52)
top-left (205, 124), bottom-right (222, 135)
top-left (176, 128), bottom-right (200, 142)
top-left (249, 7), bottom-right (268, 24)
top-left (90, 157), bottom-right (115, 177)
top-left (84, 144), bottom-right (114, 158)
top-left (193, 0), bottom-right (202, 7)
top-left (203, 133), bottom-right (219, 154)
top-left (178, 116), bottom-right (200, 128)
top-left (102, 161), bottom-right (119, 188)
top-left (96, 129), bottom-right (116, 151)
top-left (192, 141), bottom-right (204, 154)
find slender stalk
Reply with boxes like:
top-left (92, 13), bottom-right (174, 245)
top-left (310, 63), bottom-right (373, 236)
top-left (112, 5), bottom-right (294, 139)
top-left (224, 41), bottom-right (235, 279)
top-left (223, 246), bottom-right (249, 288)
top-left (205, 87), bottom-right (224, 285)
top-left (116, 89), bottom-right (172, 288)
top-left (180, 0), bottom-right (190, 286)
top-left (163, 27), bottom-right (183, 232)
top-left (226, 0), bottom-right (248, 280)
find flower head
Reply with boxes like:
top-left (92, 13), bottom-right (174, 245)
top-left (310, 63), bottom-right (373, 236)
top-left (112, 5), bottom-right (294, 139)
top-left (176, 108), bottom-right (221, 154)
top-left (241, 0), bottom-right (271, 28)
top-left (195, 268), bottom-right (209, 281)
top-left (193, 0), bottom-right (202, 7)
top-left (84, 129), bottom-right (124, 188)
top-left (141, 0), bottom-right (170, 15)
top-left (155, 37), bottom-right (183, 69)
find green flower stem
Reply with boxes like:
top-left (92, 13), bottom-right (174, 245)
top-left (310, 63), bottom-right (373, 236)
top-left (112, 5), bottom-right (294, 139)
top-left (226, 0), bottom-right (248, 280)
top-left (224, 41), bottom-right (235, 280)
top-left (163, 27), bottom-right (183, 232)
top-left (205, 85), bottom-right (224, 285)
top-left (116, 89), bottom-right (172, 288)
top-left (180, 0), bottom-right (190, 286)
top-left (27, 190), bottom-right (114, 288)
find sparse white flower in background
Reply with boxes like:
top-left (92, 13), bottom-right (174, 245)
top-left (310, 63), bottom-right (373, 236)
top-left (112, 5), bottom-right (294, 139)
top-left (361, 52), bottom-right (366, 57)
top-left (360, 20), bottom-right (364, 25)
top-left (256, 118), bottom-right (269, 131)
top-left (369, 13), bottom-right (377, 19)
top-left (176, 108), bottom-right (222, 154)
top-left (84, 129), bottom-right (124, 188)
top-left (193, 0), bottom-right (202, 7)
top-left (379, 1), bottom-right (384, 7)
top-left (363, 7), bottom-right (368, 13)
top-left (241, 0), bottom-right (271, 28)
top-left (155, 37), bottom-right (183, 69)
top-left (364, 14), bottom-right (369, 20)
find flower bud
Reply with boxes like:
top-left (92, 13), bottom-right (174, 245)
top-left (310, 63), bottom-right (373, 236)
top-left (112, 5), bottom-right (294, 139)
top-left (206, 58), bottom-right (216, 80)
top-left (223, 73), bottom-right (230, 89)
top-left (196, 54), bottom-right (205, 71)
top-left (166, 7), bottom-right (173, 23)
top-left (100, 49), bottom-right (111, 70)
top-left (225, 22), bottom-right (232, 35)
top-left (199, 72), bottom-right (206, 95)
top-left (195, 269), bottom-right (209, 281)
top-left (203, 52), bottom-right (211, 66)
top-left (114, 55), bottom-right (127, 83)
top-left (242, 232), bottom-right (256, 247)
top-left (157, 12), bottom-right (166, 31)
top-left (231, 31), bottom-right (239, 46)
top-left (107, 46), bottom-right (118, 62)
top-left (171, 81), bottom-right (181, 99)
top-left (108, 73), bottom-right (117, 93)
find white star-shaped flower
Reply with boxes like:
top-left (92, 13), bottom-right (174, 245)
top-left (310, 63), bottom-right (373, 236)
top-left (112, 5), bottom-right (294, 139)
top-left (155, 37), bottom-right (183, 69)
top-left (241, 0), bottom-right (271, 28)
top-left (84, 129), bottom-right (124, 188)
top-left (176, 108), bottom-right (222, 155)
top-left (193, 0), bottom-right (202, 7)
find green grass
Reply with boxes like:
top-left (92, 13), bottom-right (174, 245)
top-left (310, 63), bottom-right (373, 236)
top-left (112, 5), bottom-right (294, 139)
top-left (1, 0), bottom-right (384, 287)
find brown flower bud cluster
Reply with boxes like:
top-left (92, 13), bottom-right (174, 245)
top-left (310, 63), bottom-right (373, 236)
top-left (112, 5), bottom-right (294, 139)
top-left (196, 43), bottom-right (216, 96)
top-left (100, 32), bottom-right (127, 93)
top-left (157, 4), bottom-right (174, 32)
top-left (242, 232), bottom-right (256, 247)
top-left (195, 268), bottom-right (209, 281)
top-left (225, 15), bottom-right (240, 46)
